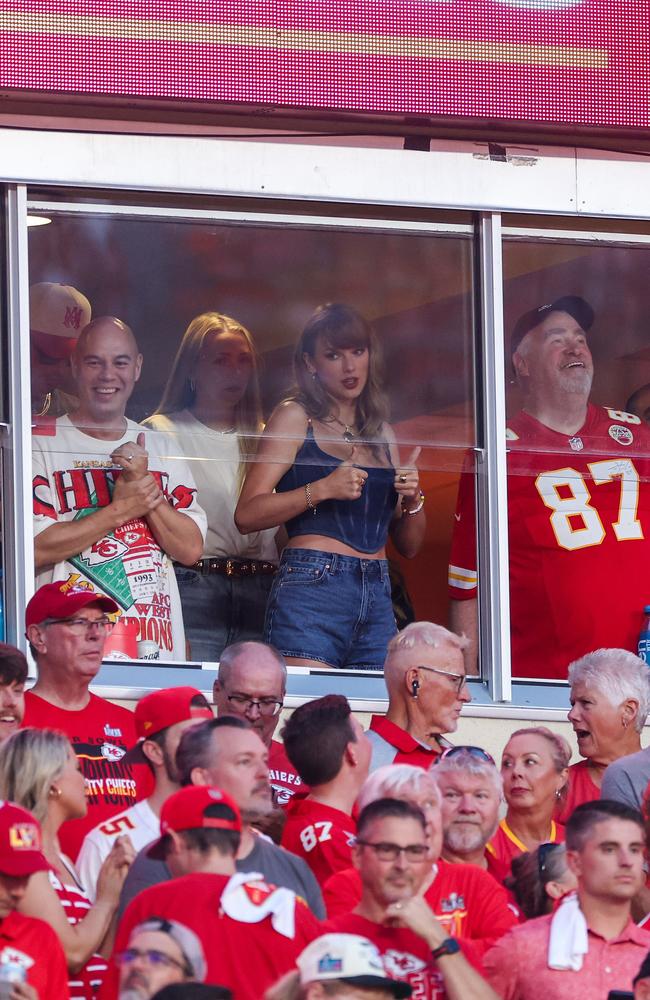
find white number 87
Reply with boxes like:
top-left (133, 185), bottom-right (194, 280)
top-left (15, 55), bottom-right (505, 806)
top-left (535, 459), bottom-right (643, 551)
top-left (299, 821), bottom-right (333, 852)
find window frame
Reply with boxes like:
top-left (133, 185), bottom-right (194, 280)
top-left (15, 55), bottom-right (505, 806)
top-left (3, 128), bottom-right (650, 716)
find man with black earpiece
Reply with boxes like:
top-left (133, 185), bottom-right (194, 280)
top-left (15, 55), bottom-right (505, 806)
top-left (365, 621), bottom-right (471, 772)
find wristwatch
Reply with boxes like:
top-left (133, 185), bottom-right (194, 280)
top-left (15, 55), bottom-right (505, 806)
top-left (431, 938), bottom-right (461, 961)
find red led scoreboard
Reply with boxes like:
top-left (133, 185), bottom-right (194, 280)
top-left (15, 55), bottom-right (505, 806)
top-left (0, 0), bottom-right (648, 130)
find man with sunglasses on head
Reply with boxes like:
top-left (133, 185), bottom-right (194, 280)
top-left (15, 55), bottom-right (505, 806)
top-left (212, 641), bottom-right (305, 806)
top-left (324, 798), bottom-right (501, 1000)
top-left (366, 623), bottom-right (471, 773)
top-left (434, 747), bottom-right (504, 875)
top-left (23, 581), bottom-right (152, 861)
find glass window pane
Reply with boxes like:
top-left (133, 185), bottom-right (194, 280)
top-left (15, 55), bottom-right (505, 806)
top-left (28, 205), bottom-right (476, 669)
top-left (502, 228), bottom-right (650, 681)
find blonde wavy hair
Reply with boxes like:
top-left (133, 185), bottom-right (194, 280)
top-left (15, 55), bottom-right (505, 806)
top-left (0, 728), bottom-right (70, 824)
top-left (152, 311), bottom-right (264, 487)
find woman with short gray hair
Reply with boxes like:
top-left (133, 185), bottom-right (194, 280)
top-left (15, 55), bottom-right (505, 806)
top-left (561, 647), bottom-right (649, 822)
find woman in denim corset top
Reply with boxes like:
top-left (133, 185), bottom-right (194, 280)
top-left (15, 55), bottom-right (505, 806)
top-left (235, 303), bottom-right (426, 670)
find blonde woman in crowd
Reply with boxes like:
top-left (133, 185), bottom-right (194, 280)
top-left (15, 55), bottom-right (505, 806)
top-left (145, 311), bottom-right (279, 661)
top-left (487, 726), bottom-right (570, 885)
top-left (0, 728), bottom-right (134, 1000)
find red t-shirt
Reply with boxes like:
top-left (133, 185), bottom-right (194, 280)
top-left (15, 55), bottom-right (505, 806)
top-left (449, 404), bottom-right (650, 679)
top-left (23, 691), bottom-right (152, 860)
top-left (280, 798), bottom-right (356, 886)
top-left (100, 872), bottom-right (321, 1000)
top-left (268, 740), bottom-right (308, 806)
top-left (485, 818), bottom-right (565, 885)
top-left (367, 715), bottom-right (445, 770)
top-left (323, 859), bottom-right (517, 960)
top-left (323, 912), bottom-right (444, 1000)
top-left (556, 760), bottom-right (600, 825)
top-left (0, 910), bottom-right (70, 1000)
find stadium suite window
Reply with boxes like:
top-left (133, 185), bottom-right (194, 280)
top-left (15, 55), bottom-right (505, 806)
top-left (504, 230), bottom-right (650, 685)
top-left (26, 205), bottom-right (477, 670)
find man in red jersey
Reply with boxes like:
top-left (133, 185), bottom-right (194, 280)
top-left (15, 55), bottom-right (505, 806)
top-left (366, 623), bottom-right (471, 773)
top-left (104, 785), bottom-right (320, 1000)
top-left (23, 582), bottom-right (152, 860)
top-left (323, 765), bottom-right (517, 957)
top-left (212, 641), bottom-right (305, 806)
top-left (484, 800), bottom-right (650, 999)
top-left (449, 295), bottom-right (650, 680)
top-left (433, 748), bottom-right (503, 879)
top-left (281, 695), bottom-right (371, 886)
top-left (324, 799), bottom-right (500, 1000)
top-left (0, 800), bottom-right (69, 999)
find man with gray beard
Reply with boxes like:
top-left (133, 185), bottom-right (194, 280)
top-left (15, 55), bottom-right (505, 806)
top-left (449, 295), bottom-right (650, 680)
top-left (433, 748), bottom-right (503, 877)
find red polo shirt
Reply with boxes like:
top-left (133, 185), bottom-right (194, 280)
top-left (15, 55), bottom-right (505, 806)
top-left (367, 715), bottom-right (446, 770)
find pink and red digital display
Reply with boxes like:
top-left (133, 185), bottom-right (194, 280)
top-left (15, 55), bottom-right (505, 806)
top-left (0, 0), bottom-right (647, 129)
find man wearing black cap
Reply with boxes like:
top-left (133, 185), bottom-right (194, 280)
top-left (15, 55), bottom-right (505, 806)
top-left (449, 295), bottom-right (650, 680)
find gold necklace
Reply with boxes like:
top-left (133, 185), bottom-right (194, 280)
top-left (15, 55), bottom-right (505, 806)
top-left (325, 414), bottom-right (357, 443)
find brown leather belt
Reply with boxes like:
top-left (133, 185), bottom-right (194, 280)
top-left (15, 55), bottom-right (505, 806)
top-left (189, 558), bottom-right (277, 577)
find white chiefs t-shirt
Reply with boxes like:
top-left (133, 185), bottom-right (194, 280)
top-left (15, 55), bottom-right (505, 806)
top-left (76, 798), bottom-right (159, 901)
top-left (32, 416), bottom-right (207, 660)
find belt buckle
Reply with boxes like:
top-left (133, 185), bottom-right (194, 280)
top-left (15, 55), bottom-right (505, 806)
top-left (226, 559), bottom-right (236, 576)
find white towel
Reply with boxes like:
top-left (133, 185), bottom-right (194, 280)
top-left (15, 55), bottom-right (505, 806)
top-left (547, 892), bottom-right (589, 971)
top-left (220, 870), bottom-right (297, 939)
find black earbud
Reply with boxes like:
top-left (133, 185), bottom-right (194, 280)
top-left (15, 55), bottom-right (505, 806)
top-left (411, 678), bottom-right (420, 697)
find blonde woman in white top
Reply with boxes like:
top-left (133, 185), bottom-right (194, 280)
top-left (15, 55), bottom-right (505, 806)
top-left (145, 312), bottom-right (279, 662)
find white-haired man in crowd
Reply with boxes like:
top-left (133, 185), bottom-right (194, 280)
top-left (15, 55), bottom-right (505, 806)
top-left (366, 622), bottom-right (471, 771)
top-left (562, 649), bottom-right (650, 815)
top-left (433, 747), bottom-right (504, 876)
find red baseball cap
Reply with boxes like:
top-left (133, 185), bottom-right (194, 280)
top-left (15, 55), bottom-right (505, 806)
top-left (125, 687), bottom-right (213, 763)
top-left (147, 786), bottom-right (241, 859)
top-left (25, 582), bottom-right (118, 629)
top-left (0, 801), bottom-right (53, 877)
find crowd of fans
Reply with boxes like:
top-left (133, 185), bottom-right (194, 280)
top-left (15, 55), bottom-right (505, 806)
top-left (1, 598), bottom-right (650, 999)
top-left (17, 285), bottom-right (650, 998)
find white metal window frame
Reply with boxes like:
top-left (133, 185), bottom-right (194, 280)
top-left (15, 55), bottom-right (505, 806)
top-left (4, 128), bottom-right (650, 716)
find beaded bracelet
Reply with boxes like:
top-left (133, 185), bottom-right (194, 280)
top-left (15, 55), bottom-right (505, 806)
top-left (402, 490), bottom-right (425, 515)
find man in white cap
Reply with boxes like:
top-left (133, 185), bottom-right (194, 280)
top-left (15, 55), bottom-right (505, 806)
top-left (30, 281), bottom-right (91, 417)
top-left (265, 933), bottom-right (413, 998)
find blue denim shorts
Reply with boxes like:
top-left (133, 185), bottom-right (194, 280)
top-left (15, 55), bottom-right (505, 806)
top-left (264, 548), bottom-right (397, 670)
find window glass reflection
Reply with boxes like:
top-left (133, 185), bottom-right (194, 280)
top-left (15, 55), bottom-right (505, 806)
top-left (28, 210), bottom-right (475, 666)
top-left (501, 236), bottom-right (650, 680)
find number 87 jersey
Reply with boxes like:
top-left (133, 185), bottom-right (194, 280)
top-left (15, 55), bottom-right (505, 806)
top-left (448, 404), bottom-right (650, 680)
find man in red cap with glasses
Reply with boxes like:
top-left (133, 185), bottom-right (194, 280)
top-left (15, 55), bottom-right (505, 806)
top-left (449, 295), bottom-right (650, 680)
top-left (0, 800), bottom-right (69, 998)
top-left (23, 581), bottom-right (152, 861)
top-left (77, 686), bottom-right (213, 900)
top-left (103, 785), bottom-right (320, 1000)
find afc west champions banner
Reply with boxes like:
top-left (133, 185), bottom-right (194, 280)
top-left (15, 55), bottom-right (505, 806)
top-left (0, 0), bottom-right (648, 129)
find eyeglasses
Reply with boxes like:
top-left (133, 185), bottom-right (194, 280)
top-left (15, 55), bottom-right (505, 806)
top-left (438, 745), bottom-right (496, 765)
top-left (117, 948), bottom-right (189, 973)
top-left (537, 841), bottom-right (561, 884)
top-left (227, 694), bottom-right (283, 717)
top-left (356, 840), bottom-right (429, 862)
top-left (416, 665), bottom-right (468, 694)
top-left (46, 616), bottom-right (115, 636)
